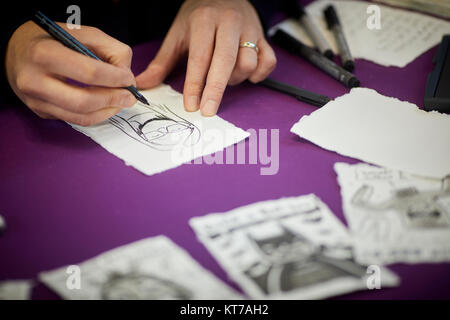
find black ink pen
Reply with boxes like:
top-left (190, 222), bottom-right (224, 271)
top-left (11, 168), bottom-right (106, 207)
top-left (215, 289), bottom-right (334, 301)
top-left (324, 5), bottom-right (354, 71)
top-left (259, 78), bottom-right (330, 107)
top-left (271, 29), bottom-right (360, 88)
top-left (284, 1), bottom-right (334, 59)
top-left (32, 11), bottom-right (149, 106)
top-left (0, 214), bottom-right (6, 236)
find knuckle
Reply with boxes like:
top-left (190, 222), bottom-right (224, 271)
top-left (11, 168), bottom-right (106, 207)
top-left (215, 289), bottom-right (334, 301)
top-left (121, 44), bottom-right (133, 59)
top-left (207, 80), bottom-right (226, 96)
top-left (29, 42), bottom-right (48, 64)
top-left (222, 8), bottom-right (243, 22)
top-left (262, 53), bottom-right (277, 72)
top-left (191, 5), bottom-right (216, 22)
top-left (15, 73), bottom-right (34, 94)
top-left (74, 114), bottom-right (96, 127)
top-left (72, 95), bottom-right (89, 113)
top-left (88, 26), bottom-right (103, 35)
top-left (238, 58), bottom-right (257, 74)
top-left (107, 91), bottom-right (128, 107)
top-left (186, 81), bottom-right (203, 95)
top-left (148, 63), bottom-right (166, 80)
top-left (83, 63), bottom-right (100, 83)
top-left (219, 51), bottom-right (236, 66)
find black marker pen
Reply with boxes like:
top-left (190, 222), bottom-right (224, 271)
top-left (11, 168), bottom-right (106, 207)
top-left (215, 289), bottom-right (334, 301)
top-left (324, 5), bottom-right (354, 71)
top-left (285, 1), bottom-right (334, 59)
top-left (272, 29), bottom-right (360, 88)
top-left (0, 214), bottom-right (6, 236)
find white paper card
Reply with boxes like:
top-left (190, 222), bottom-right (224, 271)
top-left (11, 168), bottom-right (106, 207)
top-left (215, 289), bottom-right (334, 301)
top-left (0, 280), bottom-right (33, 300)
top-left (291, 88), bottom-right (450, 179)
top-left (39, 235), bottom-right (241, 300)
top-left (335, 162), bottom-right (450, 265)
top-left (269, 0), bottom-right (450, 67)
top-left (190, 194), bottom-right (399, 299)
top-left (71, 84), bottom-right (250, 175)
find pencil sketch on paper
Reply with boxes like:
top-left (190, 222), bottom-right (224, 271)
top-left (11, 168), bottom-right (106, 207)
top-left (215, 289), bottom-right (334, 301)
top-left (243, 225), bottom-right (366, 295)
top-left (352, 176), bottom-right (450, 231)
top-left (100, 271), bottom-right (193, 300)
top-left (109, 102), bottom-right (201, 151)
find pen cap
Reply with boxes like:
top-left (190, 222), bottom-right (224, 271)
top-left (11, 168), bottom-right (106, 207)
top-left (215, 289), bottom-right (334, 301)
top-left (283, 0), bottom-right (306, 19)
top-left (324, 5), bottom-right (340, 29)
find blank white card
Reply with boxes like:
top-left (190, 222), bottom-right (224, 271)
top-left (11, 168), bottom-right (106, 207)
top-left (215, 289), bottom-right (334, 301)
top-left (291, 88), bottom-right (450, 179)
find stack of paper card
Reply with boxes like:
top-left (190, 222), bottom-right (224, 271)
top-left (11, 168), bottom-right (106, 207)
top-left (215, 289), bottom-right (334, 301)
top-left (190, 194), bottom-right (399, 299)
top-left (39, 236), bottom-right (241, 300)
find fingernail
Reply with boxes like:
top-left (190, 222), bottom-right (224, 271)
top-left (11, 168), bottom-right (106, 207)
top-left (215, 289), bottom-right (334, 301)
top-left (202, 100), bottom-right (218, 116)
top-left (186, 96), bottom-right (199, 111)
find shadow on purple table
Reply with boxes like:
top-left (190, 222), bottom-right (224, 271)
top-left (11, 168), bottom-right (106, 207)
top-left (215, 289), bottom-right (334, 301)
top-left (2, 103), bottom-right (97, 150)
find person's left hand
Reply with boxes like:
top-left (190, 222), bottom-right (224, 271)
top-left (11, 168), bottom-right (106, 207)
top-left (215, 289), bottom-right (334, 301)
top-left (136, 0), bottom-right (277, 116)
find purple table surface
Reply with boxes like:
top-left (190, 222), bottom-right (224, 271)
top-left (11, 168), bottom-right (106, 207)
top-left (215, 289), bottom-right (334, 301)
top-left (1, 7), bottom-right (450, 300)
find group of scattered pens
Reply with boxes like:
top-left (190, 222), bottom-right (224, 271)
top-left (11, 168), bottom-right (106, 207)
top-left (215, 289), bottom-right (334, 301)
top-left (262, 4), bottom-right (358, 108)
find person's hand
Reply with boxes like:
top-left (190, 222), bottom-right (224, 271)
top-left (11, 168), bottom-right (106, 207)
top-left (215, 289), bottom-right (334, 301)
top-left (5, 21), bottom-right (137, 126)
top-left (136, 0), bottom-right (277, 116)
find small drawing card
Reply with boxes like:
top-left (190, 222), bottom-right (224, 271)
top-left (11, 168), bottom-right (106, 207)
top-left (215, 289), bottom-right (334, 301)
top-left (190, 194), bottom-right (399, 299)
top-left (39, 235), bottom-right (241, 300)
top-left (335, 162), bottom-right (450, 265)
top-left (70, 84), bottom-right (250, 175)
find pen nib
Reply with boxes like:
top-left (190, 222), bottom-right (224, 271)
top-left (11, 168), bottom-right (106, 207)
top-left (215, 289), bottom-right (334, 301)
top-left (139, 96), bottom-right (150, 106)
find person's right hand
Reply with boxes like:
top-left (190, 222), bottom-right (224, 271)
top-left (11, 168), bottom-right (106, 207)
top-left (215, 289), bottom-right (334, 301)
top-left (5, 21), bottom-right (137, 126)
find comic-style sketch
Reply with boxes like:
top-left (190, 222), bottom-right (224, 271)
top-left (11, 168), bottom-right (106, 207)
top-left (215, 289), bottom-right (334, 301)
top-left (39, 236), bottom-right (240, 300)
top-left (336, 162), bottom-right (450, 265)
top-left (109, 102), bottom-right (201, 151)
top-left (352, 178), bottom-right (450, 229)
top-left (244, 225), bottom-right (366, 295)
top-left (70, 85), bottom-right (249, 176)
top-left (100, 272), bottom-right (192, 300)
top-left (190, 194), bottom-right (399, 299)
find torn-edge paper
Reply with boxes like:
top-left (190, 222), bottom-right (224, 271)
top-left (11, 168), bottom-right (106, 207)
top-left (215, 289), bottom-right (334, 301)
top-left (269, 0), bottom-right (450, 67)
top-left (335, 162), bottom-right (450, 265)
top-left (0, 280), bottom-right (33, 300)
top-left (291, 87), bottom-right (450, 179)
top-left (190, 194), bottom-right (399, 299)
top-left (70, 84), bottom-right (250, 176)
top-left (39, 235), bottom-right (242, 300)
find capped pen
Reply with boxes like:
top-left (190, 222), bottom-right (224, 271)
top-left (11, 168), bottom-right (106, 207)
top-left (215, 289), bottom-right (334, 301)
top-left (260, 77), bottom-right (331, 107)
top-left (285, 1), bottom-right (334, 59)
top-left (271, 29), bottom-right (360, 88)
top-left (324, 5), bottom-right (355, 72)
top-left (32, 11), bottom-right (149, 106)
top-left (0, 214), bottom-right (6, 236)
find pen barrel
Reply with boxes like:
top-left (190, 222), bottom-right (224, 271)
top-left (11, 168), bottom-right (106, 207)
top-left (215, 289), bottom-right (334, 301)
top-left (33, 11), bottom-right (100, 61)
top-left (300, 16), bottom-right (331, 55)
top-left (324, 5), bottom-right (340, 29)
top-left (332, 25), bottom-right (354, 70)
top-left (273, 30), bottom-right (359, 88)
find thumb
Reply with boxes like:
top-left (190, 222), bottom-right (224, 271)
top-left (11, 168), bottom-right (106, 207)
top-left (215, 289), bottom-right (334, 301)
top-left (136, 30), bottom-right (185, 89)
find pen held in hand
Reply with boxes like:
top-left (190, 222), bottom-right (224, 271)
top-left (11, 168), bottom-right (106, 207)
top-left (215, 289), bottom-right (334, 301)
top-left (32, 11), bottom-right (149, 106)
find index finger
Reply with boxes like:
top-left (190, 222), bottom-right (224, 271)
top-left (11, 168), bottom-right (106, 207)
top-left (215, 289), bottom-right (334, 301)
top-left (199, 21), bottom-right (240, 116)
top-left (68, 25), bottom-right (133, 68)
top-left (35, 39), bottom-right (136, 88)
